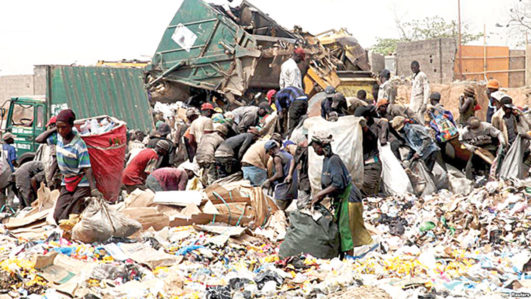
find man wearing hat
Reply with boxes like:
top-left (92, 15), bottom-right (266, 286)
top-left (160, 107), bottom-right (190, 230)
top-left (196, 123), bottom-right (228, 185)
top-left (279, 47), bottom-right (305, 90)
top-left (391, 116), bottom-right (443, 172)
top-left (486, 79), bottom-right (500, 123)
top-left (378, 69), bottom-right (396, 104)
top-left (147, 123), bottom-right (174, 168)
top-left (459, 116), bottom-right (505, 178)
top-left (376, 98), bottom-right (418, 123)
top-left (2, 132), bottom-right (17, 172)
top-left (215, 131), bottom-right (258, 179)
top-left (321, 85), bottom-right (336, 119)
top-left (122, 139), bottom-right (170, 193)
top-left (185, 103), bottom-right (215, 160)
top-left (458, 86), bottom-right (478, 125)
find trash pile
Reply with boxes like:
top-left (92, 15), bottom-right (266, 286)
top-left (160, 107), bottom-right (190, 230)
top-left (0, 179), bottom-right (530, 298)
top-left (78, 117), bottom-right (118, 136)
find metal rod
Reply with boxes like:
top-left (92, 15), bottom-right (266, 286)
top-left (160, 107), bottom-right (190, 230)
top-left (483, 24), bottom-right (487, 81)
top-left (167, 19), bottom-right (217, 28)
top-left (461, 69), bottom-right (525, 75)
top-left (459, 55), bottom-right (526, 59)
top-left (457, 0), bottom-right (463, 80)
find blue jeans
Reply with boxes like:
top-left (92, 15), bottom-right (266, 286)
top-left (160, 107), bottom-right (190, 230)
top-left (242, 166), bottom-right (267, 186)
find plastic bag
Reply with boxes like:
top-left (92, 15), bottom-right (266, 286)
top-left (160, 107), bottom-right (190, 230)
top-left (72, 198), bottom-right (141, 243)
top-left (447, 164), bottom-right (473, 195)
top-left (407, 160), bottom-right (437, 197)
top-left (0, 146), bottom-right (12, 189)
top-left (306, 116), bottom-right (364, 192)
top-left (279, 205), bottom-right (339, 259)
top-left (499, 136), bottom-right (529, 179)
top-left (378, 143), bottom-right (413, 196)
top-left (432, 162), bottom-right (449, 190)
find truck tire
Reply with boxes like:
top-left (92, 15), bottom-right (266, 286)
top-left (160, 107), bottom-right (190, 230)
top-left (17, 152), bottom-right (36, 166)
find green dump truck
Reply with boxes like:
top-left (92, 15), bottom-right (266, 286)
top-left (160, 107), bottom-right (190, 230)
top-left (1, 65), bottom-right (154, 164)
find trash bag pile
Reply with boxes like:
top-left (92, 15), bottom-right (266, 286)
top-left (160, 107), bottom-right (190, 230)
top-left (0, 179), bottom-right (530, 298)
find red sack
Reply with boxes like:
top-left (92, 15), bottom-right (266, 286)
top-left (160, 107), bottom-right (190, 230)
top-left (77, 117), bottom-right (126, 202)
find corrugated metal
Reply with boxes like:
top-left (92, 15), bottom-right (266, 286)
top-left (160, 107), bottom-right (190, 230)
top-left (47, 66), bottom-right (153, 132)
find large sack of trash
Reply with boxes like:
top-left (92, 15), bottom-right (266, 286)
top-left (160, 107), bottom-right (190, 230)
top-left (304, 116), bottom-right (364, 191)
top-left (499, 136), bottom-right (529, 180)
top-left (72, 198), bottom-right (141, 243)
top-left (279, 205), bottom-right (339, 259)
top-left (76, 116), bottom-right (127, 202)
top-left (378, 143), bottom-right (413, 196)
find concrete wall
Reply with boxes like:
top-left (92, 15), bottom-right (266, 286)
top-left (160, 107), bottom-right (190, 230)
top-left (368, 51), bottom-right (385, 74)
top-left (0, 75), bottom-right (35, 103)
top-left (396, 38), bottom-right (457, 84)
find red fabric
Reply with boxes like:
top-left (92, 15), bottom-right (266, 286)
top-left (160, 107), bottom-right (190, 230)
top-left (79, 120), bottom-right (127, 202)
top-left (474, 104), bottom-right (482, 111)
top-left (266, 89), bottom-right (277, 104)
top-left (122, 148), bottom-right (158, 187)
top-left (201, 103), bottom-right (214, 111)
top-left (151, 168), bottom-right (188, 191)
top-left (46, 116), bottom-right (57, 127)
top-left (64, 174), bottom-right (84, 192)
top-left (294, 47), bottom-right (305, 60)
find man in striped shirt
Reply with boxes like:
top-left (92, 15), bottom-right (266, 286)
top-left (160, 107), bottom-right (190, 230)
top-left (40, 109), bottom-right (100, 222)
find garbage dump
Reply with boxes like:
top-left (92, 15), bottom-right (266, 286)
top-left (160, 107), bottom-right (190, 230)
top-left (0, 178), bottom-right (530, 298)
top-left (2, 0), bottom-right (531, 298)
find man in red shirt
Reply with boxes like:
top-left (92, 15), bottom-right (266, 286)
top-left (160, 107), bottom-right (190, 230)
top-left (122, 140), bottom-right (170, 193)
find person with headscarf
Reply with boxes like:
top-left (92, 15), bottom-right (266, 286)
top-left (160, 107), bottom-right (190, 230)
top-left (309, 132), bottom-right (373, 256)
top-left (38, 109), bottom-right (101, 222)
top-left (354, 105), bottom-right (388, 197)
top-left (122, 139), bottom-right (170, 193)
top-left (458, 86), bottom-right (478, 125)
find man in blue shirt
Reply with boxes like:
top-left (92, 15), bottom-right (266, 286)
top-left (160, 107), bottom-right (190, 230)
top-left (274, 86), bottom-right (307, 135)
top-left (2, 133), bottom-right (17, 171)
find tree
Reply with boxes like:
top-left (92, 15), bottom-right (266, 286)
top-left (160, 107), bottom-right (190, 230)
top-left (372, 16), bottom-right (482, 55)
top-left (496, 0), bottom-right (530, 48)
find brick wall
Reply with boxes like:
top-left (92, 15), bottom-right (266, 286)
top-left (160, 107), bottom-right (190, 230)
top-left (396, 38), bottom-right (457, 84)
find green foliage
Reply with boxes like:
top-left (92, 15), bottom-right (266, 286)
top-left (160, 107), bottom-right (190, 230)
top-left (371, 16), bottom-right (482, 54)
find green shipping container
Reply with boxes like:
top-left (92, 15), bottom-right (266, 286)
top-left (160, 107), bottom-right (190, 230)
top-left (46, 65), bottom-right (153, 132)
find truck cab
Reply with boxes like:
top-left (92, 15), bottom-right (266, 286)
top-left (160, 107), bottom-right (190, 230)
top-left (1, 96), bottom-right (48, 164)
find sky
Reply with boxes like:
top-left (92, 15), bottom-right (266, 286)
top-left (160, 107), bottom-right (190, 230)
top-left (0, 0), bottom-right (519, 75)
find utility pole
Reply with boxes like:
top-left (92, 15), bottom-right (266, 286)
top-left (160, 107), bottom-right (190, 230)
top-left (457, 0), bottom-right (463, 80)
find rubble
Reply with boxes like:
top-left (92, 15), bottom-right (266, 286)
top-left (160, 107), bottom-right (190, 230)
top-left (0, 178), bottom-right (529, 298)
